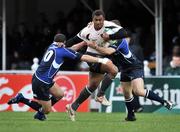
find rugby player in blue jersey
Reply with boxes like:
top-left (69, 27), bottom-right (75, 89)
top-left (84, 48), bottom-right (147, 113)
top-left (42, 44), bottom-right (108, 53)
top-left (86, 28), bottom-right (173, 121)
top-left (7, 33), bottom-right (116, 121)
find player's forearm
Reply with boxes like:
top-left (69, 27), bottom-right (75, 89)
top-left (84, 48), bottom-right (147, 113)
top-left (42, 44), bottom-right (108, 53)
top-left (81, 55), bottom-right (109, 64)
top-left (95, 46), bottom-right (115, 55)
top-left (70, 41), bottom-right (86, 51)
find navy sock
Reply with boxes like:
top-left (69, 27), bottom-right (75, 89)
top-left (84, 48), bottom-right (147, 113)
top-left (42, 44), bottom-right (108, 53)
top-left (145, 90), bottom-right (165, 104)
top-left (125, 97), bottom-right (135, 117)
top-left (72, 86), bottom-right (95, 111)
top-left (19, 98), bottom-right (42, 111)
top-left (97, 74), bottom-right (113, 97)
top-left (51, 96), bottom-right (59, 106)
top-left (132, 94), bottom-right (141, 109)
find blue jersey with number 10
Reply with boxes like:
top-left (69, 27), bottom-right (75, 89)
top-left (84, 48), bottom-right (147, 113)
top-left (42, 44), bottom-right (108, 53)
top-left (35, 42), bottom-right (81, 84)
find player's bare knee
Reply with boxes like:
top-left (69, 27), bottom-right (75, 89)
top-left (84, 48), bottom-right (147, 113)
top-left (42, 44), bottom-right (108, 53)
top-left (133, 89), bottom-right (144, 96)
top-left (55, 89), bottom-right (64, 100)
top-left (124, 94), bottom-right (132, 99)
top-left (59, 91), bottom-right (64, 99)
top-left (57, 94), bottom-right (64, 100)
top-left (43, 108), bottom-right (51, 114)
top-left (123, 90), bottom-right (132, 98)
top-left (108, 66), bottom-right (118, 78)
top-left (112, 66), bottom-right (118, 77)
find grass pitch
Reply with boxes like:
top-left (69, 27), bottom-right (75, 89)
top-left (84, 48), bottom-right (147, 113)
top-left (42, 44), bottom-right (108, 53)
top-left (0, 112), bottom-right (179, 132)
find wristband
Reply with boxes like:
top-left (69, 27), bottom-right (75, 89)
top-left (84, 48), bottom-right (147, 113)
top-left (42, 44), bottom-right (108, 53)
top-left (98, 58), bottom-right (109, 64)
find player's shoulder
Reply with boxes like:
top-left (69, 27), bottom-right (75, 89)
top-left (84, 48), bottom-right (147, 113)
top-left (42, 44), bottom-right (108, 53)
top-left (82, 22), bottom-right (93, 32)
top-left (78, 22), bottom-right (93, 38)
top-left (104, 20), bottom-right (122, 29)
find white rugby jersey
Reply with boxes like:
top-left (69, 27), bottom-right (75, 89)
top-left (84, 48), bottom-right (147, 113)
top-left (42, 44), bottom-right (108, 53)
top-left (77, 20), bottom-right (122, 55)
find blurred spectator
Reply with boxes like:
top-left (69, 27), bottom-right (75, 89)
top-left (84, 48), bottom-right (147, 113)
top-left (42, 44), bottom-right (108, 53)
top-left (164, 23), bottom-right (180, 72)
top-left (142, 24), bottom-right (155, 60)
top-left (9, 22), bottom-right (33, 69)
top-left (67, 0), bottom-right (92, 30)
top-left (53, 10), bottom-right (66, 34)
top-left (65, 21), bottom-right (76, 39)
top-left (129, 27), bottom-right (144, 62)
top-left (164, 44), bottom-right (180, 75)
top-left (172, 23), bottom-right (180, 45)
top-left (1, 0), bottom-right (180, 71)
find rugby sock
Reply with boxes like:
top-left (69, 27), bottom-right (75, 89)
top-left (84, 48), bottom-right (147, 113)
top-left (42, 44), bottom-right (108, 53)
top-left (145, 90), bottom-right (165, 104)
top-left (125, 96), bottom-right (135, 117)
top-left (71, 86), bottom-right (94, 111)
top-left (97, 74), bottom-right (114, 97)
top-left (51, 96), bottom-right (59, 106)
top-left (19, 98), bottom-right (42, 111)
top-left (20, 96), bottom-right (60, 112)
top-left (132, 94), bottom-right (141, 109)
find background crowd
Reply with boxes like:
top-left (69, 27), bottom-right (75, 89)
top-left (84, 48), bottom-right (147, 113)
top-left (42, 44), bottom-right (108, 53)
top-left (0, 0), bottom-right (180, 75)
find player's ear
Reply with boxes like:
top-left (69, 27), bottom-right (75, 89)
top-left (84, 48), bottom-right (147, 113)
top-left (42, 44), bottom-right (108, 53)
top-left (64, 41), bottom-right (66, 47)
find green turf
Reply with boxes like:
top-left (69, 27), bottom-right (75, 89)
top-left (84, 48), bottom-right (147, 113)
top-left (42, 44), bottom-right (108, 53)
top-left (0, 112), bottom-right (179, 132)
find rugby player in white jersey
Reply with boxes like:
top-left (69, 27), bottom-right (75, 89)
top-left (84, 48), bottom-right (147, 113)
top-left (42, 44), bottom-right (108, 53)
top-left (66, 10), bottom-right (130, 121)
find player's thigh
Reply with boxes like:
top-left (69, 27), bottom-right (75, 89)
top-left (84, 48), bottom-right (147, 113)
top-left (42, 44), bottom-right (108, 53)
top-left (49, 83), bottom-right (64, 99)
top-left (100, 61), bottom-right (118, 76)
top-left (131, 78), bottom-right (145, 96)
top-left (38, 100), bottom-right (52, 114)
top-left (121, 81), bottom-right (133, 98)
top-left (88, 72), bottom-right (104, 88)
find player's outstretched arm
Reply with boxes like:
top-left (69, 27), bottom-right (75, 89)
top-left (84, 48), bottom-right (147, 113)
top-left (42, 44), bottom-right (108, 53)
top-left (70, 41), bottom-right (86, 51)
top-left (80, 55), bottom-right (110, 64)
top-left (86, 41), bottom-right (116, 55)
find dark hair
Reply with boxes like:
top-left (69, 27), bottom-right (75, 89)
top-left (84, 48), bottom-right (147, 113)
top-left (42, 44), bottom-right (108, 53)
top-left (92, 9), bottom-right (105, 19)
top-left (173, 44), bottom-right (180, 56)
top-left (54, 33), bottom-right (66, 42)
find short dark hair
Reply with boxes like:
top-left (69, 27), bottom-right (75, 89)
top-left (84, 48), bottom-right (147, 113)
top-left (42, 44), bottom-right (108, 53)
top-left (92, 9), bottom-right (105, 19)
top-left (54, 33), bottom-right (66, 42)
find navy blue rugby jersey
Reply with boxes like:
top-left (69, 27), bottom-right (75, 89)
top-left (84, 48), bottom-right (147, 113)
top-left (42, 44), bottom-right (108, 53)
top-left (35, 42), bottom-right (82, 84)
top-left (108, 39), bottom-right (143, 72)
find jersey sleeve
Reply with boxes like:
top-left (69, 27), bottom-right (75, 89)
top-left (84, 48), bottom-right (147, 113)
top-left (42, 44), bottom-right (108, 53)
top-left (109, 39), bottom-right (130, 55)
top-left (108, 40), bottom-right (121, 49)
top-left (62, 48), bottom-right (82, 61)
top-left (104, 21), bottom-right (122, 33)
top-left (65, 36), bottom-right (83, 47)
top-left (77, 27), bottom-right (89, 41)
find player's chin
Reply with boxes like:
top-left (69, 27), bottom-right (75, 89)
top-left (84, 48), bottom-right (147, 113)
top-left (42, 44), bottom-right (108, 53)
top-left (96, 25), bottom-right (102, 30)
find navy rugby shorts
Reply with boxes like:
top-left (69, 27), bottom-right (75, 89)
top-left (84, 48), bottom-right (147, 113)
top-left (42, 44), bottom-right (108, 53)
top-left (32, 75), bottom-right (54, 101)
top-left (120, 68), bottom-right (144, 82)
